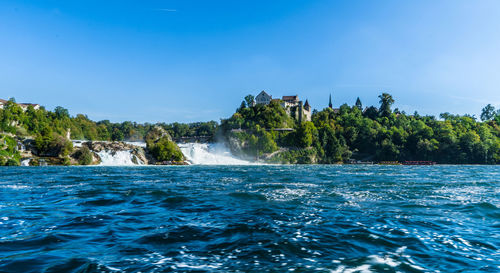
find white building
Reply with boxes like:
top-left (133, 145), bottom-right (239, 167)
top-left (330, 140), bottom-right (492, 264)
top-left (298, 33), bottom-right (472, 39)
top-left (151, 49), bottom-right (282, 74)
top-left (0, 99), bottom-right (40, 111)
top-left (255, 91), bottom-right (272, 105)
top-left (254, 92), bottom-right (312, 122)
top-left (19, 103), bottom-right (40, 111)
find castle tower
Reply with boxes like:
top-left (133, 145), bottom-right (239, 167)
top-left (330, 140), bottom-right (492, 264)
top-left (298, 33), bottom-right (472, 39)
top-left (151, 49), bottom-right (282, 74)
top-left (298, 101), bottom-right (304, 123)
top-left (329, 94), bottom-right (333, 109)
top-left (304, 99), bottom-right (310, 111)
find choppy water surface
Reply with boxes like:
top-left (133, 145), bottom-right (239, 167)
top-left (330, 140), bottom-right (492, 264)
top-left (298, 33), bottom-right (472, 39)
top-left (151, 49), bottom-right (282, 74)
top-left (0, 165), bottom-right (499, 272)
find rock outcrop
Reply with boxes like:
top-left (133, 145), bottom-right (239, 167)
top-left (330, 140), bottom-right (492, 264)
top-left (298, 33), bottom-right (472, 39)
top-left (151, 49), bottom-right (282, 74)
top-left (82, 141), bottom-right (149, 165)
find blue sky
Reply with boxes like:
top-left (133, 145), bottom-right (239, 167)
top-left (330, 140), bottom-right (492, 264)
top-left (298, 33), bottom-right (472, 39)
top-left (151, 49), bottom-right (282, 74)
top-left (1, 0), bottom-right (500, 123)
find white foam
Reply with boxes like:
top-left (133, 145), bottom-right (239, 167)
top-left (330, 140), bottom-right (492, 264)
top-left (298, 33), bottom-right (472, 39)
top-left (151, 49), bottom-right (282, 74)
top-left (21, 159), bottom-right (31, 166)
top-left (178, 143), bottom-right (254, 165)
top-left (124, 141), bottom-right (147, 148)
top-left (97, 150), bottom-right (144, 166)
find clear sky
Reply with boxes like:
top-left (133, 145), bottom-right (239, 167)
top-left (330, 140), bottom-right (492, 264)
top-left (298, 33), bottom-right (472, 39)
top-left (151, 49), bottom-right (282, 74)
top-left (1, 0), bottom-right (500, 123)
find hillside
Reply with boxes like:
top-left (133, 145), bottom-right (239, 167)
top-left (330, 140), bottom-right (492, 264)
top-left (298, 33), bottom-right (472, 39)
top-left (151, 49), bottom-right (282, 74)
top-left (220, 93), bottom-right (500, 164)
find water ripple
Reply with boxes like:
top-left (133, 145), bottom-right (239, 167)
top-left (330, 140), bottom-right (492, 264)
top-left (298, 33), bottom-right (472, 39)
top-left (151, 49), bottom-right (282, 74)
top-left (0, 165), bottom-right (499, 272)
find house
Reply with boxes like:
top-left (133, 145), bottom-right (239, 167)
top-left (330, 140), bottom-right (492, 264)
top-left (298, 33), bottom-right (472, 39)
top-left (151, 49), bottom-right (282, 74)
top-left (19, 103), bottom-right (40, 111)
top-left (0, 99), bottom-right (40, 111)
top-left (281, 95), bottom-right (299, 108)
top-left (255, 91), bottom-right (311, 122)
top-left (280, 95), bottom-right (311, 122)
top-left (255, 91), bottom-right (272, 105)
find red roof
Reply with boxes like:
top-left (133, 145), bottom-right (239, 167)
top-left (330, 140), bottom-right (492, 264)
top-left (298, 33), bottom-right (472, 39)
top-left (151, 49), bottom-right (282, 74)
top-left (282, 95), bottom-right (298, 102)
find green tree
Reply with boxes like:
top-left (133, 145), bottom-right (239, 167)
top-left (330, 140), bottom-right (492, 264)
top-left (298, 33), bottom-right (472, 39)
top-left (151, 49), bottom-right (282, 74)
top-left (295, 121), bottom-right (317, 148)
top-left (378, 93), bottom-right (395, 117)
top-left (480, 104), bottom-right (496, 121)
top-left (76, 146), bottom-right (93, 165)
top-left (147, 136), bottom-right (185, 162)
top-left (54, 106), bottom-right (70, 119)
top-left (244, 95), bottom-right (255, 107)
top-left (238, 101), bottom-right (247, 112)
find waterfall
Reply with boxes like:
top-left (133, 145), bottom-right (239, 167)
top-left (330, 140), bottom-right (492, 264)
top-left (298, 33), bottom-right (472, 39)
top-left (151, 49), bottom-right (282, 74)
top-left (178, 143), bottom-right (253, 165)
top-left (97, 150), bottom-right (144, 166)
top-left (21, 159), bottom-right (31, 166)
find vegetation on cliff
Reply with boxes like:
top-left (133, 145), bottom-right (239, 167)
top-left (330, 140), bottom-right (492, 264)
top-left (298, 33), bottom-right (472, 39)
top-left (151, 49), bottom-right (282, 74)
top-left (0, 98), bottom-right (216, 142)
top-left (0, 98), bottom-right (212, 165)
top-left (145, 127), bottom-right (185, 163)
top-left (221, 94), bottom-right (500, 164)
top-left (0, 134), bottom-right (21, 166)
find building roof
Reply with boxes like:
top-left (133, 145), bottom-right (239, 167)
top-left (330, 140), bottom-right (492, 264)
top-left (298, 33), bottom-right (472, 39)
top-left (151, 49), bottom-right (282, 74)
top-left (304, 99), bottom-right (310, 109)
top-left (0, 99), bottom-right (7, 104)
top-left (257, 90), bottom-right (271, 98)
top-left (282, 95), bottom-right (298, 102)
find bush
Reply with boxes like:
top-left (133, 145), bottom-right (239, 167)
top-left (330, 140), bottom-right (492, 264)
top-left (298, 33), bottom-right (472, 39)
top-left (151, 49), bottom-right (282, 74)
top-left (5, 158), bottom-right (19, 166)
top-left (74, 146), bottom-right (93, 165)
top-left (35, 133), bottom-right (73, 157)
top-left (147, 136), bottom-right (184, 162)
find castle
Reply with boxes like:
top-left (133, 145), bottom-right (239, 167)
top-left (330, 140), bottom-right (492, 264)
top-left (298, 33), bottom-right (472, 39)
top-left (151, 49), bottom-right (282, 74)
top-left (255, 91), bottom-right (311, 122)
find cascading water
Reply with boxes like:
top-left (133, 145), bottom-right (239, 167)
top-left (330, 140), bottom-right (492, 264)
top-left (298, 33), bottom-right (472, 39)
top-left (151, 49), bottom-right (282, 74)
top-left (21, 159), bottom-right (31, 166)
top-left (178, 143), bottom-right (253, 165)
top-left (97, 150), bottom-right (144, 166)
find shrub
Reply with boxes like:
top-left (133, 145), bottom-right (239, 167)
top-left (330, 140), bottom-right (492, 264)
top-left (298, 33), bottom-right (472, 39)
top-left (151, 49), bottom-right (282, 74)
top-left (147, 136), bottom-right (184, 162)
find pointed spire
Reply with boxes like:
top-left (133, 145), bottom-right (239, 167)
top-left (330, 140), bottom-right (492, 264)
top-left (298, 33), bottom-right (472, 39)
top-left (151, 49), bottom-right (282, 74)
top-left (304, 99), bottom-right (310, 110)
top-left (329, 94), bottom-right (333, 109)
top-left (355, 97), bottom-right (362, 110)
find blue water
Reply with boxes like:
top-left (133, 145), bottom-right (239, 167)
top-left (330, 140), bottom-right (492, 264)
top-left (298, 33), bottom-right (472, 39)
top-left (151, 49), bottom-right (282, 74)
top-left (0, 165), bottom-right (499, 272)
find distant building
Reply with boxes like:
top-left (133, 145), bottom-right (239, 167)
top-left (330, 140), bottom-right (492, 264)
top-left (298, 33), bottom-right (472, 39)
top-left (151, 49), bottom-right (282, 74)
top-left (0, 99), bottom-right (40, 111)
top-left (19, 103), bottom-right (40, 111)
top-left (303, 99), bottom-right (312, 121)
top-left (254, 91), bottom-right (311, 122)
top-left (255, 91), bottom-right (272, 105)
top-left (328, 94), bottom-right (339, 113)
top-left (281, 95), bottom-right (299, 108)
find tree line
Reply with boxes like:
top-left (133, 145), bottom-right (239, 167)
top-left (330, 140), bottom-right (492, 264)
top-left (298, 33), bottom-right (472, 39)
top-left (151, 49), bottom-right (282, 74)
top-left (0, 98), bottom-right (216, 165)
top-left (220, 93), bottom-right (500, 164)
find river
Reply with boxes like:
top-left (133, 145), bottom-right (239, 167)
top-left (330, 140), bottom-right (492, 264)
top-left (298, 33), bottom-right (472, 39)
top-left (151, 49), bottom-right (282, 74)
top-left (0, 165), bottom-right (498, 272)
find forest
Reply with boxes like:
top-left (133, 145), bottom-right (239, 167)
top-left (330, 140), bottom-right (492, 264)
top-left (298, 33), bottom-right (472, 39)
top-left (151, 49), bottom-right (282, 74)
top-left (220, 93), bottom-right (500, 164)
top-left (0, 98), bottom-right (216, 165)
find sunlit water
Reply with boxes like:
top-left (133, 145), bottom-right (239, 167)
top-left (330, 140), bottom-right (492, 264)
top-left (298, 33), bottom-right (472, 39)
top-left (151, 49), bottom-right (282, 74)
top-left (0, 165), bottom-right (498, 272)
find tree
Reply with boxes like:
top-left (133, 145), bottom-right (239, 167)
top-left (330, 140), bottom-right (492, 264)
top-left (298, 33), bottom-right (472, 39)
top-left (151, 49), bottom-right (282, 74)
top-left (378, 93), bottom-right (395, 117)
top-left (363, 106), bottom-right (379, 120)
top-left (480, 104), bottom-right (496, 121)
top-left (244, 95), bottom-right (255, 107)
top-left (295, 121), bottom-right (317, 148)
top-left (147, 136), bottom-right (185, 162)
top-left (54, 106), bottom-right (70, 119)
top-left (238, 101), bottom-right (246, 112)
top-left (76, 146), bottom-right (93, 165)
top-left (355, 97), bottom-right (362, 110)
